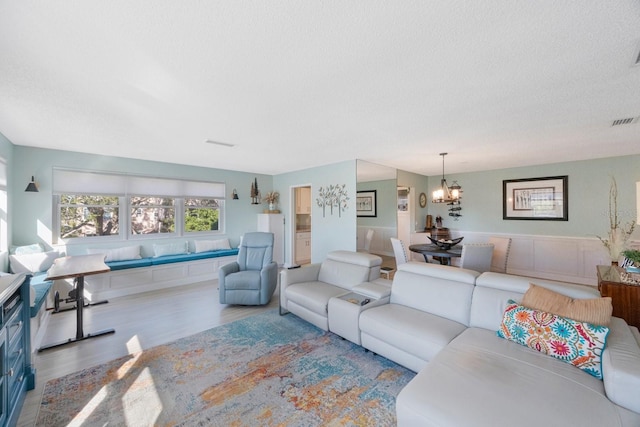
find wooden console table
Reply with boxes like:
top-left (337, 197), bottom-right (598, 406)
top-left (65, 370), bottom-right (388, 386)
top-left (597, 265), bottom-right (640, 329)
top-left (39, 254), bottom-right (114, 351)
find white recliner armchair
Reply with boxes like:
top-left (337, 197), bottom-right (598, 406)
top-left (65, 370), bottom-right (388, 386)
top-left (279, 250), bottom-right (382, 330)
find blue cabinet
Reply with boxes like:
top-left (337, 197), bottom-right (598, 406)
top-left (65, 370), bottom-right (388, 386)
top-left (0, 274), bottom-right (35, 427)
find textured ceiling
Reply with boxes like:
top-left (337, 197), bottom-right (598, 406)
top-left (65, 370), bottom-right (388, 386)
top-left (1, 1), bottom-right (639, 177)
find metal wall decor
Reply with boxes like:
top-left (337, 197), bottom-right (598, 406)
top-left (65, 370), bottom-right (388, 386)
top-left (316, 184), bottom-right (349, 217)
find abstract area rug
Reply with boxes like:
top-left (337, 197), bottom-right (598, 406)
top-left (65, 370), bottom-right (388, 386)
top-left (36, 310), bottom-right (414, 426)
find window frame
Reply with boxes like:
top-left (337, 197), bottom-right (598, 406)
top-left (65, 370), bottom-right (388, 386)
top-left (183, 198), bottom-right (225, 235)
top-left (129, 195), bottom-right (178, 238)
top-left (53, 171), bottom-right (226, 244)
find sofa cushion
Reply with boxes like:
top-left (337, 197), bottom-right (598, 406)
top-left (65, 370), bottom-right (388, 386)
top-left (396, 327), bottom-right (637, 427)
top-left (602, 317), bottom-right (640, 413)
top-left (360, 304), bottom-right (467, 369)
top-left (522, 283), bottom-right (613, 326)
top-left (285, 281), bottom-right (349, 316)
top-left (317, 259), bottom-right (372, 289)
top-left (497, 300), bottom-right (609, 379)
top-left (390, 263), bottom-right (477, 326)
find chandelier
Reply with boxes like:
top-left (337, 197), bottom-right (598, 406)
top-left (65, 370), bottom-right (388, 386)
top-left (432, 153), bottom-right (462, 205)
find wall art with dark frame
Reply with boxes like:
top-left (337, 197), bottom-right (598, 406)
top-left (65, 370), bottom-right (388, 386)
top-left (356, 190), bottom-right (377, 217)
top-left (503, 176), bottom-right (568, 221)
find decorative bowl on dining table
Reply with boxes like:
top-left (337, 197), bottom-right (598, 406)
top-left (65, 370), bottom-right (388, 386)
top-left (427, 236), bottom-right (464, 250)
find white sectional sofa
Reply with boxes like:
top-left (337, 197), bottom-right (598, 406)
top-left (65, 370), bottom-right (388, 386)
top-left (283, 255), bottom-right (640, 426)
top-left (279, 250), bottom-right (385, 330)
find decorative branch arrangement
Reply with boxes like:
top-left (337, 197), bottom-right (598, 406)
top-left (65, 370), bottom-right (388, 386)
top-left (250, 178), bottom-right (260, 205)
top-left (316, 184), bottom-right (349, 217)
top-left (597, 177), bottom-right (636, 262)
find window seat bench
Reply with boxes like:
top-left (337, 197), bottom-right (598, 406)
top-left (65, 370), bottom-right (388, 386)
top-left (57, 248), bottom-right (240, 302)
top-left (105, 248), bottom-right (239, 270)
top-left (27, 273), bottom-right (54, 352)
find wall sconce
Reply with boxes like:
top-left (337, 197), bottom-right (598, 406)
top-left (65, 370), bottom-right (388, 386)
top-left (232, 189), bottom-right (239, 200)
top-left (25, 176), bottom-right (39, 192)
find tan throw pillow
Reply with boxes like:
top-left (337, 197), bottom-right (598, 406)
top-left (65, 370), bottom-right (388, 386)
top-left (521, 283), bottom-right (613, 326)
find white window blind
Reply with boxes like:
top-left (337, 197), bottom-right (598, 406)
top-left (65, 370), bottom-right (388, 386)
top-left (53, 169), bottom-right (225, 198)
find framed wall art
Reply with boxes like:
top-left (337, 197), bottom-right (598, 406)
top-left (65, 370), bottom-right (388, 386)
top-left (356, 190), bottom-right (377, 217)
top-left (503, 176), bottom-right (568, 220)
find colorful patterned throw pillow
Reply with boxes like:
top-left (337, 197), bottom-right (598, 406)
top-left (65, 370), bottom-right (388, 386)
top-left (497, 300), bottom-right (609, 379)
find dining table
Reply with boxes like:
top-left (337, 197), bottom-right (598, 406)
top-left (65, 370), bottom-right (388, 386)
top-left (408, 244), bottom-right (462, 266)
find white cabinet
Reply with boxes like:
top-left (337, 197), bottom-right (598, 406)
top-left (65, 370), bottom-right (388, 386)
top-left (295, 232), bottom-right (311, 265)
top-left (257, 214), bottom-right (285, 266)
top-left (296, 187), bottom-right (311, 214)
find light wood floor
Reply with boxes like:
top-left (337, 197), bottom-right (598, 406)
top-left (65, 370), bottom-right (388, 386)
top-left (18, 280), bottom-right (280, 426)
top-left (18, 258), bottom-right (397, 426)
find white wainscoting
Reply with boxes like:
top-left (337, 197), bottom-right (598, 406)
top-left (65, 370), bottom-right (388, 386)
top-left (357, 226), bottom-right (395, 257)
top-left (448, 231), bottom-right (636, 287)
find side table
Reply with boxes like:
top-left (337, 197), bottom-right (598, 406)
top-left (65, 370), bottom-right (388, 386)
top-left (597, 265), bottom-right (640, 329)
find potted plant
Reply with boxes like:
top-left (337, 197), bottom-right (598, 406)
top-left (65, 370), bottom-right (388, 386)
top-left (597, 177), bottom-right (636, 264)
top-left (621, 249), bottom-right (640, 271)
top-left (264, 191), bottom-right (279, 211)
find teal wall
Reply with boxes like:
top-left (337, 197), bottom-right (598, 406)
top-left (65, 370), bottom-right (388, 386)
top-left (3, 137), bottom-right (639, 262)
top-left (356, 179), bottom-right (396, 228)
top-left (274, 160), bottom-right (357, 264)
top-left (427, 155), bottom-right (640, 240)
top-left (11, 146), bottom-right (275, 252)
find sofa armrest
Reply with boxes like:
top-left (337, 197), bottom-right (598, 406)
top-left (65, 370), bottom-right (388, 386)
top-left (352, 281), bottom-right (391, 300)
top-left (279, 263), bottom-right (321, 312)
top-left (602, 317), bottom-right (640, 413)
top-left (281, 263), bottom-right (321, 287)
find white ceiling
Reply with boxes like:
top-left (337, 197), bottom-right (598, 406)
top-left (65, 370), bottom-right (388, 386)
top-left (1, 2), bottom-right (639, 177)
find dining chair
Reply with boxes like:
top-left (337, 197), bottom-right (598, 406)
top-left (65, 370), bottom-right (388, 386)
top-left (390, 237), bottom-right (409, 267)
top-left (459, 243), bottom-right (495, 273)
top-left (488, 236), bottom-right (512, 273)
top-left (363, 229), bottom-right (374, 253)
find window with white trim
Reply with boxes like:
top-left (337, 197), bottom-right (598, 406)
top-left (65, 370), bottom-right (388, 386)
top-left (53, 169), bottom-right (226, 242)
top-left (185, 198), bottom-right (221, 232)
top-left (130, 196), bottom-right (175, 235)
top-left (59, 195), bottom-right (120, 238)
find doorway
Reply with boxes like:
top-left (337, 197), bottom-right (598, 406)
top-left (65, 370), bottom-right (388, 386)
top-left (292, 185), bottom-right (312, 266)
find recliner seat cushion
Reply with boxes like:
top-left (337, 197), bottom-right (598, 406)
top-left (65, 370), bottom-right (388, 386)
top-left (285, 281), bottom-right (349, 316)
top-left (224, 270), bottom-right (261, 290)
top-left (360, 304), bottom-right (467, 364)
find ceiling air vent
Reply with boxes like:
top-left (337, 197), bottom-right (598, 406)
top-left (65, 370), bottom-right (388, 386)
top-left (611, 117), bottom-right (638, 127)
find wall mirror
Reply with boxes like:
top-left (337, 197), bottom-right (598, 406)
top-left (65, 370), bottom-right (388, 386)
top-left (356, 160), bottom-right (397, 256)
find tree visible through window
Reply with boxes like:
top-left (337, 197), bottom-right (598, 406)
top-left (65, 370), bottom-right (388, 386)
top-left (130, 197), bottom-right (175, 235)
top-left (59, 195), bottom-right (120, 238)
top-left (185, 198), bottom-right (220, 232)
